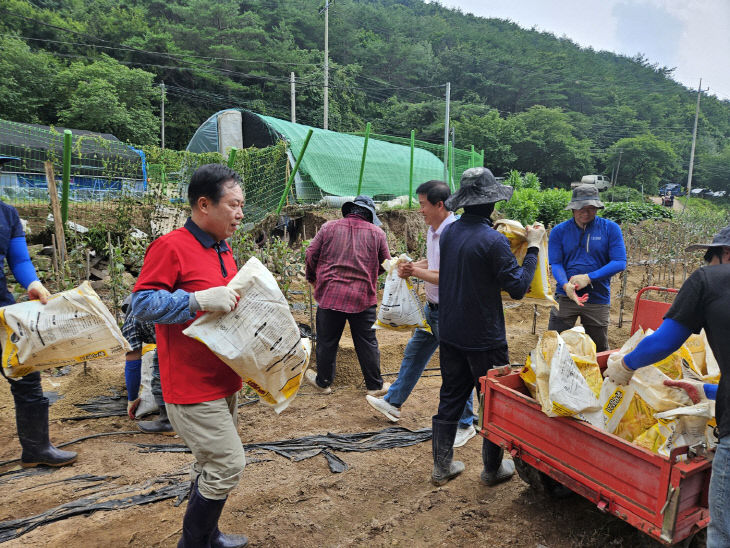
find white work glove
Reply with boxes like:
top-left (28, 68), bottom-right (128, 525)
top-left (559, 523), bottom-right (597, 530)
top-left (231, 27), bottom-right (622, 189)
top-left (27, 280), bottom-right (51, 304)
top-left (525, 223), bottom-right (546, 248)
top-left (663, 379), bottom-right (707, 404)
top-left (569, 273), bottom-right (592, 290)
top-left (604, 353), bottom-right (635, 385)
top-left (562, 282), bottom-right (588, 306)
top-left (193, 286), bottom-right (239, 313)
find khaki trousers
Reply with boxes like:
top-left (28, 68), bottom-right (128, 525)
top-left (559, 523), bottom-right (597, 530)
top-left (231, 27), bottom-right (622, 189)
top-left (167, 393), bottom-right (245, 500)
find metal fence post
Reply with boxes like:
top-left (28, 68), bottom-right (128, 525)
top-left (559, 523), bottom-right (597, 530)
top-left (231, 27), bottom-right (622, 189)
top-left (276, 129), bottom-right (313, 215)
top-left (408, 130), bottom-right (415, 208)
top-left (357, 122), bottom-right (371, 196)
top-left (227, 147), bottom-right (238, 168)
top-left (61, 129), bottom-right (72, 224)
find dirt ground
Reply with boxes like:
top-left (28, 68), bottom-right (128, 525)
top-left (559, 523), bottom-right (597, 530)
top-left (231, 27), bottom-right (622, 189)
top-left (0, 261), bottom-right (684, 548)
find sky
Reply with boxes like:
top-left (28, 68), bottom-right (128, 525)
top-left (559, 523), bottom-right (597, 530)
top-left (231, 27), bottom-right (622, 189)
top-left (434, 0), bottom-right (730, 101)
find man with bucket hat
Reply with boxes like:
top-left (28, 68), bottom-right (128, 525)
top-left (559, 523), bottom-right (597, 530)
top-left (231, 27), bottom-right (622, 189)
top-left (605, 225), bottom-right (730, 547)
top-left (433, 167), bottom-right (545, 486)
top-left (547, 184), bottom-right (626, 351)
top-left (305, 195), bottom-right (391, 395)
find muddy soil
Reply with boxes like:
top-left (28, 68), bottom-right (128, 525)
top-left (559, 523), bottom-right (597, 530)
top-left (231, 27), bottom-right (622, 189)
top-left (0, 261), bottom-right (684, 548)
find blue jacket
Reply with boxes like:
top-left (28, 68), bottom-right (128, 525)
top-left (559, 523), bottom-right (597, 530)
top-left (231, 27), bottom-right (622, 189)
top-left (439, 214), bottom-right (538, 351)
top-left (548, 216), bottom-right (626, 305)
top-left (1, 201), bottom-right (38, 307)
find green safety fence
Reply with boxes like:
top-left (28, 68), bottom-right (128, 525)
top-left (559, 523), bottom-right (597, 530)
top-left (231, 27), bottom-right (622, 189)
top-left (357, 132), bottom-right (483, 192)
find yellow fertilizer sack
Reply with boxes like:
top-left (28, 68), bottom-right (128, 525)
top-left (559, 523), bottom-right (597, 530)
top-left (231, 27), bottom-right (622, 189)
top-left (560, 327), bottom-right (602, 398)
top-left (520, 354), bottom-right (538, 399)
top-left (494, 219), bottom-right (556, 306)
top-left (531, 330), bottom-right (602, 427)
top-left (184, 257), bottom-right (312, 414)
top-left (0, 281), bottom-right (131, 378)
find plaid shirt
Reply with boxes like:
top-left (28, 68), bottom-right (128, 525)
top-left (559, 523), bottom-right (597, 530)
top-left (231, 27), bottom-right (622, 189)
top-left (306, 215), bottom-right (391, 313)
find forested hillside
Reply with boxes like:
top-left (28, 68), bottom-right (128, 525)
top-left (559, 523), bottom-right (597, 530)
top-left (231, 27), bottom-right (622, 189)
top-left (1, 0), bottom-right (728, 190)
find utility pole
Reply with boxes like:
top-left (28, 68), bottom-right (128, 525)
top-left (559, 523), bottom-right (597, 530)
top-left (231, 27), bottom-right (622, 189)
top-left (614, 150), bottom-right (622, 187)
top-left (160, 82), bottom-right (166, 149)
top-left (686, 78), bottom-right (704, 200)
top-left (320, 1), bottom-right (334, 130)
top-left (443, 82), bottom-right (451, 182)
top-left (290, 72), bottom-right (296, 123)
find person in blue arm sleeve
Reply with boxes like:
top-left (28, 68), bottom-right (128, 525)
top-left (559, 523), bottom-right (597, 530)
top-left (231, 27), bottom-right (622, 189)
top-left (548, 184), bottom-right (627, 351)
top-left (605, 225), bottom-right (730, 548)
top-left (1, 191), bottom-right (77, 467)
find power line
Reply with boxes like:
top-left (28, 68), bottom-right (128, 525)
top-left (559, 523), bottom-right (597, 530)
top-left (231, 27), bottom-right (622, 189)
top-left (3, 33), bottom-right (321, 67)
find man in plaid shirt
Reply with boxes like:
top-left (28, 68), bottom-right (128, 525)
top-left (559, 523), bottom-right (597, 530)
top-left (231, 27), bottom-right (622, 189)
top-left (305, 196), bottom-right (391, 395)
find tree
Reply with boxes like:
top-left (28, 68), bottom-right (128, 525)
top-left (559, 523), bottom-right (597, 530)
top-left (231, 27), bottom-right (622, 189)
top-left (607, 134), bottom-right (679, 194)
top-left (453, 110), bottom-right (516, 175)
top-left (0, 35), bottom-right (58, 123)
top-left (54, 55), bottom-right (160, 143)
top-left (506, 106), bottom-right (592, 185)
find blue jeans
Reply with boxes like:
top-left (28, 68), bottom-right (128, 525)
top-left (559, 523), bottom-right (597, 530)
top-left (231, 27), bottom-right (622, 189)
top-left (385, 304), bottom-right (474, 429)
top-left (709, 435), bottom-right (730, 547)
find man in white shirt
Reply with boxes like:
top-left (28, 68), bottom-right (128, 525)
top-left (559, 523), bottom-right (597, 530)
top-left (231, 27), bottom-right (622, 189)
top-left (366, 180), bottom-right (476, 447)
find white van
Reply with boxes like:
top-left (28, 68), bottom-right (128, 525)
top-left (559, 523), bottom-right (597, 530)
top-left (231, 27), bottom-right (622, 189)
top-left (579, 175), bottom-right (611, 191)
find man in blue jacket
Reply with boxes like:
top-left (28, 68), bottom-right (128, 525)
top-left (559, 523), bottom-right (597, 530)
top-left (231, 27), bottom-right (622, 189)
top-left (433, 167), bottom-right (545, 487)
top-left (548, 184), bottom-right (626, 351)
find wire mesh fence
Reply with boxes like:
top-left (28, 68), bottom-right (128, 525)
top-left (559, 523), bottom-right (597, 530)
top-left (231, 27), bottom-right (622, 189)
top-left (0, 116), bottom-right (478, 239)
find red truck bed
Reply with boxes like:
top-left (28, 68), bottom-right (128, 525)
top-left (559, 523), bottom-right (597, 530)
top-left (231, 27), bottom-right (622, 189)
top-left (478, 287), bottom-right (711, 545)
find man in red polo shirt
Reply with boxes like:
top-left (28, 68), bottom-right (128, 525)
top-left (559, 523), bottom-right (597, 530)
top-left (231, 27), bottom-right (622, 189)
top-left (305, 195), bottom-right (391, 395)
top-left (130, 164), bottom-right (248, 548)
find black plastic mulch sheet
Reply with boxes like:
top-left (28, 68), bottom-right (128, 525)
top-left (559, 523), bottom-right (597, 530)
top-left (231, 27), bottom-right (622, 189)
top-left (0, 474), bottom-right (189, 542)
top-left (138, 426), bottom-right (432, 474)
top-left (0, 427), bottom-right (432, 542)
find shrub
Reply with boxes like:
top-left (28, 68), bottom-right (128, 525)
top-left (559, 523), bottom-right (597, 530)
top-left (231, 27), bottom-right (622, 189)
top-left (600, 202), bottom-right (673, 224)
top-left (601, 186), bottom-right (646, 203)
top-left (497, 187), bottom-right (571, 227)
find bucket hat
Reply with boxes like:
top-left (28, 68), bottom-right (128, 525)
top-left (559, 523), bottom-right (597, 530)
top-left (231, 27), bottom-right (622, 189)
top-left (565, 184), bottom-right (605, 210)
top-left (342, 195), bottom-right (381, 226)
top-left (685, 225), bottom-right (730, 251)
top-left (445, 167), bottom-right (513, 211)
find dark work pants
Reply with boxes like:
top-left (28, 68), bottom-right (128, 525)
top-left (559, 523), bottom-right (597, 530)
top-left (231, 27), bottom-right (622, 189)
top-left (547, 296), bottom-right (610, 352)
top-left (435, 341), bottom-right (509, 473)
top-left (315, 305), bottom-right (383, 390)
top-left (1, 369), bottom-right (45, 406)
top-left (1, 340), bottom-right (45, 406)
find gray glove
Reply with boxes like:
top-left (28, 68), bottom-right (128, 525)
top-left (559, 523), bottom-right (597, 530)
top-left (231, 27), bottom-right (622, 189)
top-left (604, 353), bottom-right (635, 385)
top-left (193, 286), bottom-right (239, 313)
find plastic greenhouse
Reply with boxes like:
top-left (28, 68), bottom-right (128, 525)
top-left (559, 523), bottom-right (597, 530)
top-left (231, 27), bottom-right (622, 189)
top-left (186, 109), bottom-right (449, 202)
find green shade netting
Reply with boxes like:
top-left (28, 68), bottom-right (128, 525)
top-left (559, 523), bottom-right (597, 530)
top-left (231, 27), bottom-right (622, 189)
top-left (259, 116), bottom-right (445, 198)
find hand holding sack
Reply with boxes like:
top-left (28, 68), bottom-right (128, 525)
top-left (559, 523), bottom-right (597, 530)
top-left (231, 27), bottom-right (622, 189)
top-left (194, 286), bottom-right (239, 312)
top-left (494, 219), bottom-right (556, 306)
top-left (184, 257), bottom-right (311, 413)
top-left (372, 254), bottom-right (431, 333)
top-left (0, 281), bottom-right (131, 378)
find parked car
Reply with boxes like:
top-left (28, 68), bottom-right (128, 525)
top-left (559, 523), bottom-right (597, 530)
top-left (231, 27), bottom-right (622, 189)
top-left (658, 183), bottom-right (685, 197)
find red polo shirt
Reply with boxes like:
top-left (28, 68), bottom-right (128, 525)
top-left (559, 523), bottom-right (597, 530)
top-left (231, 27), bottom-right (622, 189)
top-left (134, 223), bottom-right (242, 404)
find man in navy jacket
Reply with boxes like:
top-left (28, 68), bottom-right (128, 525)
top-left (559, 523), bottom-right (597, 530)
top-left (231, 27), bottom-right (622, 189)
top-left (433, 167), bottom-right (545, 487)
top-left (547, 184), bottom-right (626, 351)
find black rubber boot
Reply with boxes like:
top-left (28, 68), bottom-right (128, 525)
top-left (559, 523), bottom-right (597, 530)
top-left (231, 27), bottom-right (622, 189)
top-left (178, 481), bottom-right (248, 548)
top-left (431, 417), bottom-right (465, 486)
top-left (138, 403), bottom-right (175, 435)
top-left (16, 400), bottom-right (77, 468)
top-left (479, 438), bottom-right (514, 486)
